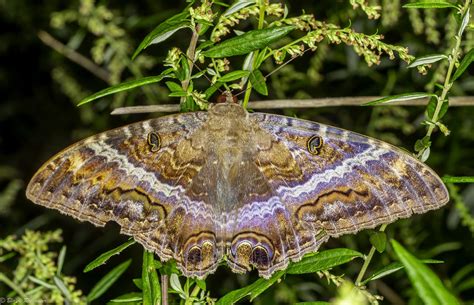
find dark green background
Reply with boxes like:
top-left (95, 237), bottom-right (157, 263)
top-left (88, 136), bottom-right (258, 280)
top-left (1, 1), bottom-right (473, 304)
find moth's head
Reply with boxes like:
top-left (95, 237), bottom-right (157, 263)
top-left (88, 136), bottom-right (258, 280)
top-left (215, 91), bottom-right (238, 104)
top-left (209, 92), bottom-right (246, 117)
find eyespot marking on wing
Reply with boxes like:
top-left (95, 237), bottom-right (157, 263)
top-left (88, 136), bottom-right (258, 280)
top-left (147, 132), bottom-right (161, 152)
top-left (307, 135), bottom-right (323, 155)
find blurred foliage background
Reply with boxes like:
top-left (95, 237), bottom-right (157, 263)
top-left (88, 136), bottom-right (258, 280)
top-left (0, 0), bottom-right (474, 304)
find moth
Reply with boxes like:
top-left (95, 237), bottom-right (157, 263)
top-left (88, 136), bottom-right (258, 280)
top-left (27, 97), bottom-right (449, 279)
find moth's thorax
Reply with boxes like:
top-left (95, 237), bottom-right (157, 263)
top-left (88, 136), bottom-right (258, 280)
top-left (189, 103), bottom-right (269, 211)
top-left (206, 103), bottom-right (252, 155)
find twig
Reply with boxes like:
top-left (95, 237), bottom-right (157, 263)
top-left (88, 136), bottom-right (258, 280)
top-left (180, 24), bottom-right (200, 107)
top-left (161, 274), bottom-right (168, 305)
top-left (37, 30), bottom-right (111, 83)
top-left (355, 224), bottom-right (387, 286)
top-left (416, 0), bottom-right (471, 159)
top-left (110, 96), bottom-right (474, 115)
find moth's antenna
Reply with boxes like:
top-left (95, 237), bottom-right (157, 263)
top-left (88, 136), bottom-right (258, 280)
top-left (234, 47), bottom-right (311, 99)
top-left (180, 51), bottom-right (225, 95)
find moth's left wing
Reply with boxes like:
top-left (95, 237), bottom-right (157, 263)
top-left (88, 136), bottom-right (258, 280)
top-left (27, 112), bottom-right (224, 278)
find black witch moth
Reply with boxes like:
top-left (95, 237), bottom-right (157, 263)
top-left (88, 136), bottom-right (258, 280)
top-left (27, 101), bottom-right (449, 278)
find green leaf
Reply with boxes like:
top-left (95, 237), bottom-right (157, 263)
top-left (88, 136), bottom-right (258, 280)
top-left (147, 253), bottom-right (160, 305)
top-left (452, 48), bottom-right (474, 81)
top-left (218, 70), bottom-right (251, 83)
top-left (109, 292), bottom-right (143, 303)
top-left (132, 278), bottom-right (143, 290)
top-left (408, 54), bottom-right (448, 68)
top-left (414, 136), bottom-right (431, 152)
top-left (391, 240), bottom-right (460, 305)
top-left (141, 251), bottom-right (155, 305)
top-left (249, 69), bottom-right (268, 96)
top-left (54, 276), bottom-right (72, 301)
top-left (364, 92), bottom-right (436, 106)
top-left (203, 26), bottom-right (295, 58)
top-left (457, 6), bottom-right (470, 37)
top-left (165, 81), bottom-right (183, 92)
top-left (77, 75), bottom-right (168, 106)
top-left (420, 146), bottom-right (431, 162)
top-left (435, 98), bottom-right (449, 120)
top-left (216, 270), bottom-right (285, 305)
top-left (28, 276), bottom-right (56, 289)
top-left (403, 1), bottom-right (458, 9)
top-left (204, 83), bottom-right (223, 99)
top-left (362, 259), bottom-right (443, 284)
top-left (224, 0), bottom-right (256, 16)
top-left (369, 232), bottom-right (387, 253)
top-left (442, 176), bottom-right (474, 183)
top-left (426, 96), bottom-right (438, 119)
top-left (57, 246), bottom-right (66, 275)
top-left (87, 259), bottom-right (132, 302)
top-left (0, 252), bottom-right (15, 263)
top-left (132, 10), bottom-right (191, 60)
top-left (84, 239), bottom-right (136, 272)
top-left (169, 91), bottom-right (188, 97)
top-left (287, 248), bottom-right (363, 275)
top-left (195, 278), bottom-right (206, 291)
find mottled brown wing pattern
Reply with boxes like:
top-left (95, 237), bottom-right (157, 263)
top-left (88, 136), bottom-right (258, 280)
top-left (26, 111), bottom-right (224, 277)
top-left (239, 112), bottom-right (449, 276)
top-left (27, 103), bottom-right (450, 279)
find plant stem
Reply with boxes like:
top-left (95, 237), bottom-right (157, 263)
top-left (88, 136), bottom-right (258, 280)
top-left (111, 95), bottom-right (474, 115)
top-left (161, 274), bottom-right (168, 305)
top-left (242, 0), bottom-right (267, 109)
top-left (0, 272), bottom-right (28, 299)
top-left (184, 283), bottom-right (201, 305)
top-left (180, 24), bottom-right (200, 107)
top-left (417, 0), bottom-right (471, 158)
top-left (355, 224), bottom-right (387, 286)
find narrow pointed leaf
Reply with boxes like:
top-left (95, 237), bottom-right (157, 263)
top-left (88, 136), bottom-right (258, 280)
top-left (403, 1), bottom-right (458, 9)
top-left (145, 252), bottom-right (161, 305)
top-left (57, 246), bottom-right (66, 275)
top-left (408, 54), bottom-right (448, 68)
top-left (84, 239), bottom-right (136, 272)
top-left (0, 253), bottom-right (15, 263)
top-left (442, 176), bottom-right (474, 183)
top-left (224, 0), bottom-right (256, 16)
top-left (457, 7), bottom-right (470, 37)
top-left (391, 240), bottom-right (460, 305)
top-left (452, 48), bottom-right (474, 81)
top-left (218, 70), bottom-right (251, 83)
top-left (287, 248), bottom-right (363, 275)
top-left (109, 292), bottom-right (143, 303)
top-left (369, 232), bottom-right (387, 253)
top-left (364, 93), bottom-right (436, 106)
top-left (28, 276), bottom-right (56, 289)
top-left (77, 75), bottom-right (168, 106)
top-left (216, 270), bottom-right (285, 305)
top-left (142, 251), bottom-right (153, 305)
top-left (132, 10), bottom-right (191, 60)
top-left (54, 276), bottom-right (72, 300)
top-left (203, 26), bottom-right (295, 58)
top-left (362, 259), bottom-right (443, 284)
top-left (249, 69), bottom-right (268, 96)
top-left (87, 259), bottom-right (132, 302)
